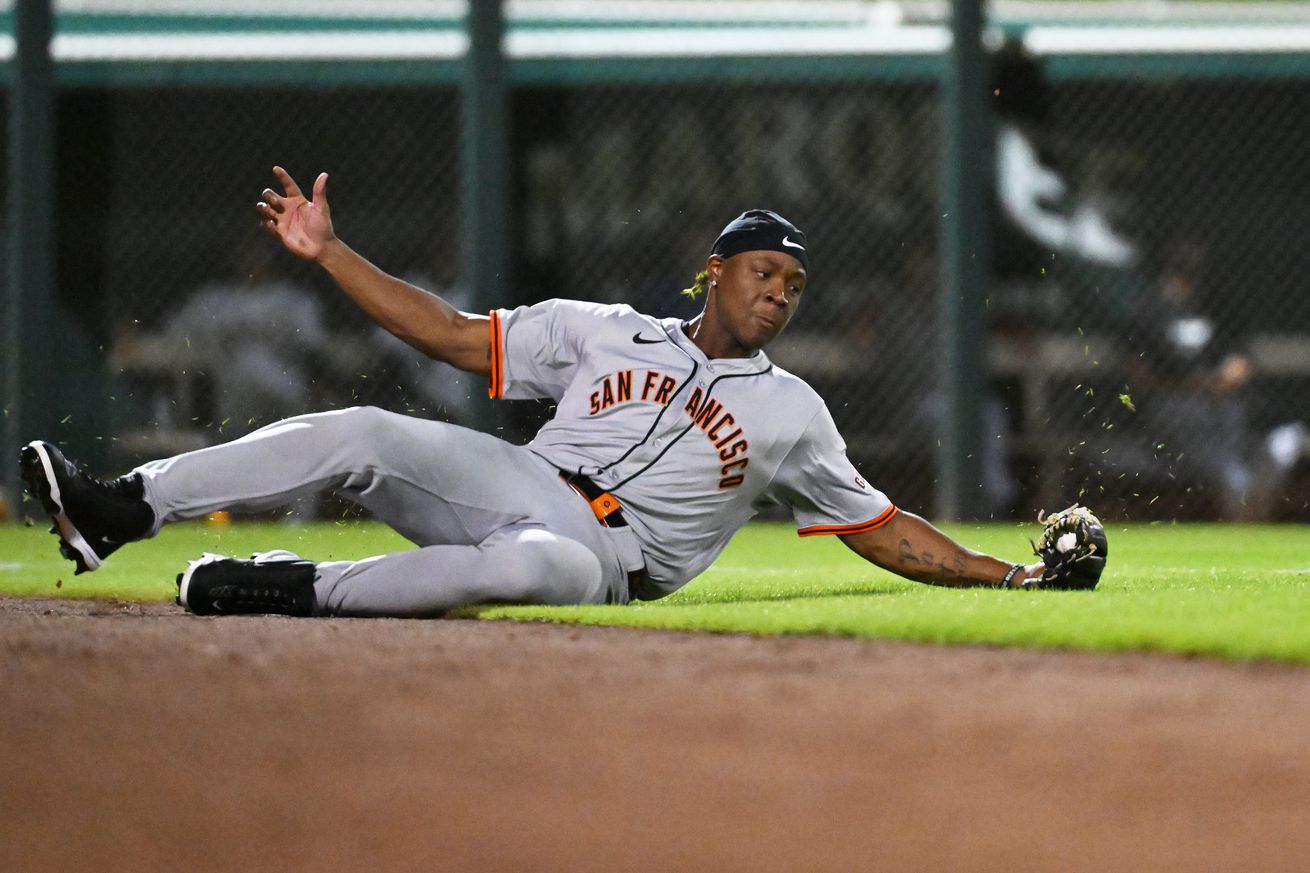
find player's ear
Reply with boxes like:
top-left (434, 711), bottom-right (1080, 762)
top-left (707, 255), bottom-right (724, 286)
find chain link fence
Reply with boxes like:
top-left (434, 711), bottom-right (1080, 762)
top-left (4, 3), bottom-right (1309, 521)
top-left (993, 69), bottom-right (1310, 521)
top-left (57, 86), bottom-right (469, 459)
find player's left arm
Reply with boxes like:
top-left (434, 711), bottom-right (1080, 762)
top-left (839, 509), bottom-right (1043, 588)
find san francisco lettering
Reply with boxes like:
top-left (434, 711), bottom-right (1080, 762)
top-left (589, 369), bottom-right (678, 414)
top-left (587, 372), bottom-right (751, 490)
top-left (684, 387), bottom-right (749, 490)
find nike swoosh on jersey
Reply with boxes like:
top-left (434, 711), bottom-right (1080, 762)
top-left (781, 236), bottom-right (805, 250)
top-left (632, 333), bottom-right (664, 344)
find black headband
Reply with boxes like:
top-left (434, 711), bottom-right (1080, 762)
top-left (710, 209), bottom-right (809, 272)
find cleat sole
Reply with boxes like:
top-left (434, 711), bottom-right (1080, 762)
top-left (20, 442), bottom-right (101, 573)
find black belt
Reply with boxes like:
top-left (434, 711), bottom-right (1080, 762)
top-left (560, 471), bottom-right (627, 528)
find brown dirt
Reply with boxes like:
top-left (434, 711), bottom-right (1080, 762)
top-left (2, 595), bottom-right (1309, 873)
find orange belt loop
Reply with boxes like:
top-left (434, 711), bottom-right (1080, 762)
top-left (589, 492), bottom-right (622, 522)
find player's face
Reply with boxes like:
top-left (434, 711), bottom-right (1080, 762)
top-left (708, 251), bottom-right (807, 353)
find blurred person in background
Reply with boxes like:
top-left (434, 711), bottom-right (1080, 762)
top-left (988, 40), bottom-right (1148, 515)
top-left (992, 40), bottom-right (1139, 286)
top-left (1114, 242), bottom-right (1306, 519)
top-left (110, 248), bottom-right (329, 519)
top-left (111, 247), bottom-right (329, 435)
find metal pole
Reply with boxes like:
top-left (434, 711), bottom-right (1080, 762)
top-left (937, 0), bottom-right (993, 521)
top-left (4, 0), bottom-right (56, 503)
top-left (461, 0), bottom-right (509, 422)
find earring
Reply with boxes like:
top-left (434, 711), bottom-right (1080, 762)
top-left (710, 280), bottom-right (718, 288)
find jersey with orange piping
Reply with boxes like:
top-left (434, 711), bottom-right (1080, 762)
top-left (491, 299), bottom-right (895, 600)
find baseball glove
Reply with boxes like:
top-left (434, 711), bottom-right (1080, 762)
top-left (1031, 504), bottom-right (1108, 590)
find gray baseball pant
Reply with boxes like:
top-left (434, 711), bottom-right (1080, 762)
top-left (133, 406), bottom-right (642, 616)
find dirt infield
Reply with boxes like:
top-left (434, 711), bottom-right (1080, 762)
top-left (2, 596), bottom-right (1309, 873)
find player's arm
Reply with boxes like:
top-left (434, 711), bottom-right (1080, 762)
top-left (839, 509), bottom-right (1043, 588)
top-left (314, 240), bottom-right (491, 375)
top-left (256, 167), bottom-right (491, 375)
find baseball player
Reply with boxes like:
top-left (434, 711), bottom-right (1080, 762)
top-left (20, 167), bottom-right (1076, 618)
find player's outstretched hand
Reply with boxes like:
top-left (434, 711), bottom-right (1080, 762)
top-left (257, 166), bottom-right (333, 261)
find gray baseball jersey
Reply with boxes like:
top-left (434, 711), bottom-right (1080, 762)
top-left (492, 299), bottom-right (897, 599)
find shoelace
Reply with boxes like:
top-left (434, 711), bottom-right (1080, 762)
top-left (84, 469), bottom-right (142, 501)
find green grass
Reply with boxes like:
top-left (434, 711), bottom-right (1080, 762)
top-left (2, 519), bottom-right (1308, 663)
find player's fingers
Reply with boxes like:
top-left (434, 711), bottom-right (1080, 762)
top-left (272, 165), bottom-right (304, 199)
top-left (255, 201), bottom-right (281, 224)
top-left (258, 217), bottom-right (280, 237)
top-left (311, 172), bottom-right (329, 208)
top-left (260, 188), bottom-right (286, 213)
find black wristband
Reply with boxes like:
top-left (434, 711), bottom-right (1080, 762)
top-left (1001, 563), bottom-right (1024, 589)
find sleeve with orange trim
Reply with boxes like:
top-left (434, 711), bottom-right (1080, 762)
top-left (488, 299), bottom-right (589, 401)
top-left (487, 310), bottom-right (504, 399)
top-left (769, 403), bottom-right (898, 538)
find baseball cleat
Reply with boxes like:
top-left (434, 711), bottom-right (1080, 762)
top-left (19, 441), bottom-right (154, 574)
top-left (176, 552), bottom-right (318, 617)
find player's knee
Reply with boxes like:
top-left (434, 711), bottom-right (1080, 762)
top-left (340, 405), bottom-right (394, 435)
top-left (311, 406), bottom-right (395, 456)
top-left (492, 531), bottom-right (604, 606)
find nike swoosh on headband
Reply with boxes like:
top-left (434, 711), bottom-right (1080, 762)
top-left (781, 236), bottom-right (805, 250)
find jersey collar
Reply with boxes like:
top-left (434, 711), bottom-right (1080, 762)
top-left (660, 318), bottom-right (774, 375)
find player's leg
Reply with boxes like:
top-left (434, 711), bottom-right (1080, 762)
top-left (134, 406), bottom-right (399, 528)
top-left (166, 409), bottom-right (640, 616)
top-left (134, 405), bottom-right (586, 547)
top-left (144, 405), bottom-right (637, 616)
top-left (176, 524), bottom-right (614, 618)
top-left (26, 405), bottom-right (641, 611)
top-left (20, 407), bottom-right (399, 572)
top-left (314, 524), bottom-right (611, 616)
top-left (20, 405), bottom-right (511, 572)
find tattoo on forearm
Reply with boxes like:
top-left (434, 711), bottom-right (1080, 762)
top-left (899, 538), bottom-right (966, 579)
top-left (937, 555), bottom-right (967, 577)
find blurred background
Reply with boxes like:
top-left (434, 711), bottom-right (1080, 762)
top-left (1, 0), bottom-right (1307, 523)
